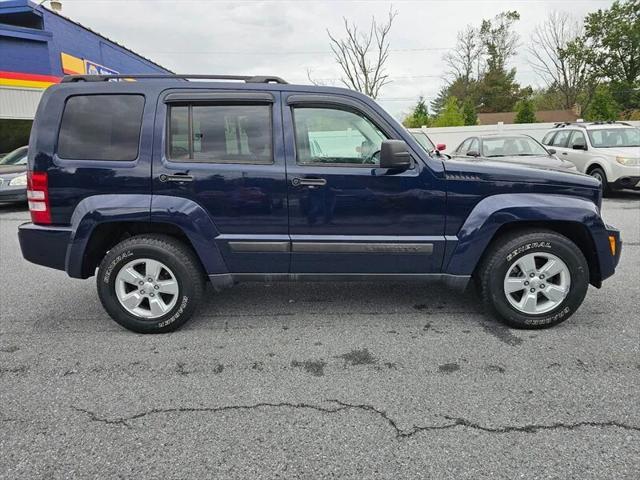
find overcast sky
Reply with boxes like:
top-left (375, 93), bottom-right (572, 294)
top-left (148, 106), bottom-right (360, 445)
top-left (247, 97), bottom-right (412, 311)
top-left (58, 0), bottom-right (614, 118)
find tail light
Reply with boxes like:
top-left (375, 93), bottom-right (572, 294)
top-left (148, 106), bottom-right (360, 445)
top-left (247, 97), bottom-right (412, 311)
top-left (27, 171), bottom-right (51, 224)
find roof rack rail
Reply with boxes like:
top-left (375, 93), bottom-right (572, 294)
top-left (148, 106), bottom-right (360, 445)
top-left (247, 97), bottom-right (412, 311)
top-left (589, 120), bottom-right (632, 126)
top-left (60, 74), bottom-right (288, 84)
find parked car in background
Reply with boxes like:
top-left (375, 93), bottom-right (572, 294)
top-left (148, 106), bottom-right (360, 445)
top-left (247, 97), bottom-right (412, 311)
top-left (541, 121), bottom-right (640, 196)
top-left (0, 145), bottom-right (28, 203)
top-left (451, 134), bottom-right (578, 172)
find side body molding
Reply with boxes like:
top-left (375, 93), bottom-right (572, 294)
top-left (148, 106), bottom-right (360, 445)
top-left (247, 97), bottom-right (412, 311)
top-left (445, 193), bottom-right (609, 277)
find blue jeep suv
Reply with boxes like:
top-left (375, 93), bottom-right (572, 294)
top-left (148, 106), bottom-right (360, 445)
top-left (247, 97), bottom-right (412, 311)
top-left (18, 74), bottom-right (621, 333)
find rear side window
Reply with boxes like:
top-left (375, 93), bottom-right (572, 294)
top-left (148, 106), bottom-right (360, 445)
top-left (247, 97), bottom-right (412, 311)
top-left (57, 95), bottom-right (145, 161)
top-left (168, 104), bottom-right (272, 164)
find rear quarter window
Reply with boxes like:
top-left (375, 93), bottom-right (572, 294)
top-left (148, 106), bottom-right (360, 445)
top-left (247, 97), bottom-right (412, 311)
top-left (57, 94), bottom-right (145, 161)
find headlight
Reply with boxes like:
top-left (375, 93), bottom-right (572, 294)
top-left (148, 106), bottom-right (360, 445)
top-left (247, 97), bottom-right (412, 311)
top-left (616, 156), bottom-right (640, 166)
top-left (9, 174), bottom-right (27, 186)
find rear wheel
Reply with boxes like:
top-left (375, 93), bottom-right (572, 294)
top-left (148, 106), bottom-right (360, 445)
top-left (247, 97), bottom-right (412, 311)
top-left (478, 230), bottom-right (589, 329)
top-left (589, 167), bottom-right (612, 197)
top-left (97, 234), bottom-right (204, 333)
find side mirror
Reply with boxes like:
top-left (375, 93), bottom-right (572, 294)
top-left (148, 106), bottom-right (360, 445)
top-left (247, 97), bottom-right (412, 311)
top-left (466, 150), bottom-right (480, 157)
top-left (380, 140), bottom-right (412, 170)
top-left (572, 144), bottom-right (586, 150)
top-left (547, 148), bottom-right (556, 155)
top-left (436, 143), bottom-right (446, 151)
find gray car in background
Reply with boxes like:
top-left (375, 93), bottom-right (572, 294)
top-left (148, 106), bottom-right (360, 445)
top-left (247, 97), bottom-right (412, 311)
top-left (0, 146), bottom-right (28, 204)
top-left (451, 134), bottom-right (578, 172)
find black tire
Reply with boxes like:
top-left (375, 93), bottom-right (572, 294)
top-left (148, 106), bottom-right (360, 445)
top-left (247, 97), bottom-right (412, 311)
top-left (589, 167), bottom-right (612, 197)
top-left (97, 234), bottom-right (205, 333)
top-left (477, 230), bottom-right (589, 329)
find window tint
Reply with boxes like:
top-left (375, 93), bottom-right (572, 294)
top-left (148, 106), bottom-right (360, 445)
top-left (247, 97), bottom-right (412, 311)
top-left (569, 130), bottom-right (587, 148)
top-left (58, 95), bottom-right (144, 161)
top-left (541, 131), bottom-right (555, 145)
top-left (168, 104), bottom-right (272, 164)
top-left (550, 130), bottom-right (571, 148)
top-left (293, 107), bottom-right (386, 166)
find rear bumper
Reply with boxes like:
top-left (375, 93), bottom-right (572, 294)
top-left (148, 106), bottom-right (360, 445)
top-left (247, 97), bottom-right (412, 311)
top-left (18, 222), bottom-right (72, 272)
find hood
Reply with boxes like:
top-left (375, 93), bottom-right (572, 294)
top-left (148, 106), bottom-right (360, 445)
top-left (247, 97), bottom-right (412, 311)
top-left (481, 154), bottom-right (577, 172)
top-left (445, 156), bottom-right (599, 190)
top-left (0, 165), bottom-right (27, 176)
top-left (594, 146), bottom-right (640, 157)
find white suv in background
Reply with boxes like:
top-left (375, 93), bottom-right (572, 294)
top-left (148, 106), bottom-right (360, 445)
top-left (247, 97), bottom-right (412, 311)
top-left (541, 122), bottom-right (640, 196)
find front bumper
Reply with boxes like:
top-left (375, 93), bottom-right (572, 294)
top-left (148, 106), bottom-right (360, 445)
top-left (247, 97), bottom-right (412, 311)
top-left (612, 176), bottom-right (640, 191)
top-left (18, 222), bottom-right (72, 271)
top-left (0, 185), bottom-right (26, 203)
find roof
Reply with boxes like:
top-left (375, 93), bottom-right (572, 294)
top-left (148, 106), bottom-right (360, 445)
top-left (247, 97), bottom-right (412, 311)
top-left (478, 109), bottom-right (579, 125)
top-left (5, 0), bottom-right (172, 73)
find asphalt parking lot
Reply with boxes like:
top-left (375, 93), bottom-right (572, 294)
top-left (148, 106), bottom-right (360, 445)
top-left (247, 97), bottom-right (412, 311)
top-left (1, 194), bottom-right (639, 479)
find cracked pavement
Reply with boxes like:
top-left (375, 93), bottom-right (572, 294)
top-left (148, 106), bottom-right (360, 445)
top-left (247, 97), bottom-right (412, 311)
top-left (1, 193), bottom-right (639, 479)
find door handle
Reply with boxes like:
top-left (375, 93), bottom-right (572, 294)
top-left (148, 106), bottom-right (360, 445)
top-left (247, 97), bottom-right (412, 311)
top-left (159, 173), bottom-right (194, 182)
top-left (291, 177), bottom-right (327, 187)
top-left (561, 152), bottom-right (568, 155)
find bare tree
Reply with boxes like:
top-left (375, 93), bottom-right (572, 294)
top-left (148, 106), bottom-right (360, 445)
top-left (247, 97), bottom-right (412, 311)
top-left (325, 8), bottom-right (397, 99)
top-left (528, 11), bottom-right (593, 109)
top-left (443, 25), bottom-right (485, 84)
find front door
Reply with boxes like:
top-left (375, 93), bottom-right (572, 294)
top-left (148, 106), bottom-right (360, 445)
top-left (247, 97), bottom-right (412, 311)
top-left (283, 93), bottom-right (446, 274)
top-left (152, 89), bottom-right (289, 273)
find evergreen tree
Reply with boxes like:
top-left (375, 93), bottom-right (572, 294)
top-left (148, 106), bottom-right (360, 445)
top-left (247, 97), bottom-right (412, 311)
top-left (402, 97), bottom-right (430, 127)
top-left (514, 98), bottom-right (537, 123)
top-left (584, 85), bottom-right (620, 121)
top-left (432, 97), bottom-right (465, 127)
top-left (462, 99), bottom-right (478, 125)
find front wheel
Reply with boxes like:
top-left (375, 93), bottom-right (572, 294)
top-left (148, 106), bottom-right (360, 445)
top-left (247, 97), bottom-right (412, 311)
top-left (477, 231), bottom-right (589, 329)
top-left (97, 234), bottom-right (205, 333)
top-left (589, 167), bottom-right (612, 197)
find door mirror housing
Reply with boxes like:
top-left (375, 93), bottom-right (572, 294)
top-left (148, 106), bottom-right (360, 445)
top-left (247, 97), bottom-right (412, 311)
top-left (572, 143), bottom-right (586, 151)
top-left (547, 148), bottom-right (557, 155)
top-left (436, 143), bottom-right (446, 151)
top-left (380, 140), bottom-right (412, 170)
top-left (466, 150), bottom-right (481, 157)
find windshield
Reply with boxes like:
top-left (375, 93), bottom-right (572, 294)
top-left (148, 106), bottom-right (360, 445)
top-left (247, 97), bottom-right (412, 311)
top-left (0, 146), bottom-right (28, 166)
top-left (482, 136), bottom-right (548, 157)
top-left (587, 128), bottom-right (640, 148)
top-left (410, 131), bottom-right (435, 152)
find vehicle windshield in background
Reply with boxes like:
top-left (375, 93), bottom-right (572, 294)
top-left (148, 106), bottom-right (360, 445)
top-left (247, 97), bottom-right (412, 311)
top-left (482, 137), bottom-right (548, 157)
top-left (0, 146), bottom-right (28, 166)
top-left (409, 131), bottom-right (435, 152)
top-left (587, 128), bottom-right (640, 148)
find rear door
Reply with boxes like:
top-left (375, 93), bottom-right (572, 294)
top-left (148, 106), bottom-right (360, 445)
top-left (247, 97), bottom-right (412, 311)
top-left (152, 89), bottom-right (289, 273)
top-left (565, 130), bottom-right (589, 171)
top-left (282, 93), bottom-right (446, 275)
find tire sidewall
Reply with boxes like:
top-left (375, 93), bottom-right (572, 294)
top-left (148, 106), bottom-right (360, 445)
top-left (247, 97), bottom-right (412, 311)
top-left (97, 243), bottom-right (196, 333)
top-left (487, 236), bottom-right (589, 328)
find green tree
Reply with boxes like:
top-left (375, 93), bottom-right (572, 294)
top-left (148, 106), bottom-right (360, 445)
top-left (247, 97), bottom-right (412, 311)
top-left (432, 97), bottom-right (465, 127)
top-left (402, 96), bottom-right (430, 127)
top-left (584, 84), bottom-right (620, 121)
top-left (462, 99), bottom-right (478, 125)
top-left (514, 98), bottom-right (538, 123)
top-left (583, 0), bottom-right (640, 110)
top-left (476, 66), bottom-right (522, 112)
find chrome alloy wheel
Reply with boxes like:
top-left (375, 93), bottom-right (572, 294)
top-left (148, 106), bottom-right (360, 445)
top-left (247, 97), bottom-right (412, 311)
top-left (503, 252), bottom-right (571, 315)
top-left (115, 258), bottom-right (179, 319)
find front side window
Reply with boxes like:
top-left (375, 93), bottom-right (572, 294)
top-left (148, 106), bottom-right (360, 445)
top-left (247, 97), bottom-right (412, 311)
top-left (57, 95), bottom-right (145, 161)
top-left (456, 138), bottom-right (471, 154)
top-left (293, 107), bottom-right (386, 166)
top-left (550, 130), bottom-right (571, 148)
top-left (468, 138), bottom-right (479, 153)
top-left (168, 104), bottom-right (272, 164)
top-left (541, 131), bottom-right (556, 145)
top-left (569, 130), bottom-right (587, 148)
top-left (587, 128), bottom-right (640, 148)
